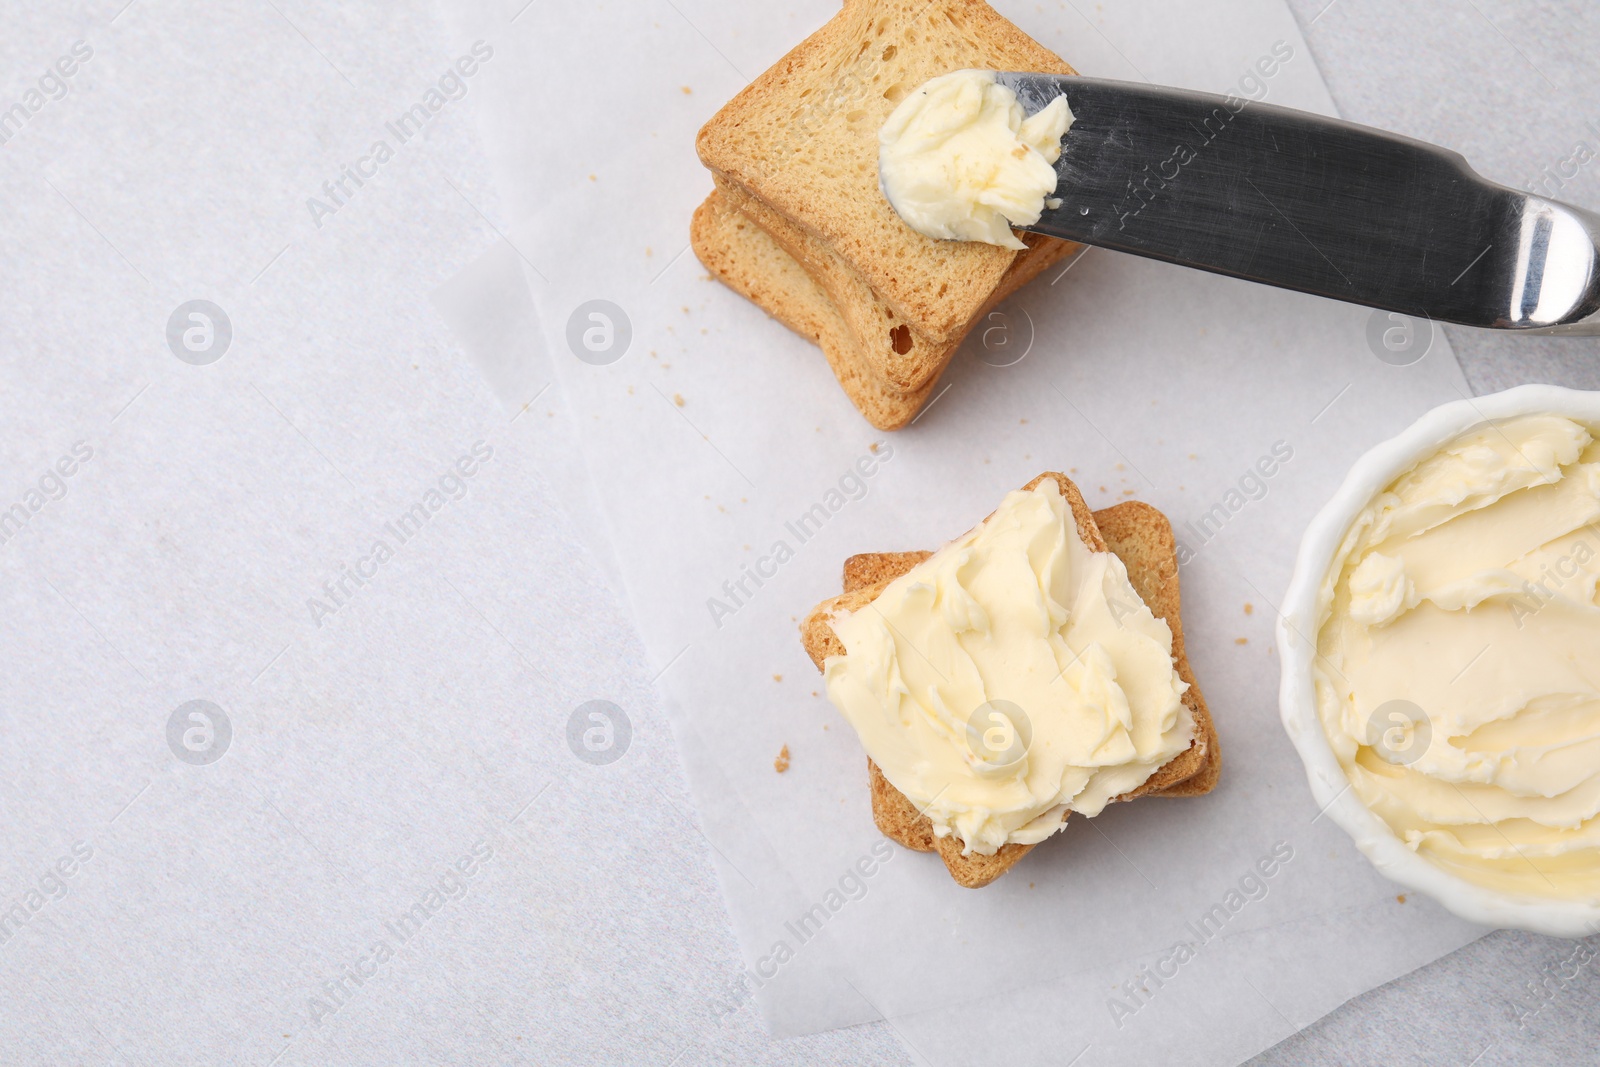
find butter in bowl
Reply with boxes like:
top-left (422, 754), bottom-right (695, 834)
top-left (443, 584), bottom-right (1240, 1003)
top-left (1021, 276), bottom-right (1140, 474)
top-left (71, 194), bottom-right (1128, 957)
top-left (1280, 385), bottom-right (1600, 935)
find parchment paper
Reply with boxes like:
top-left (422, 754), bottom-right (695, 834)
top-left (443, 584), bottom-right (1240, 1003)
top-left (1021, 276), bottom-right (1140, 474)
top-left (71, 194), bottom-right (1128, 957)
top-left (441, 0), bottom-right (1491, 1059)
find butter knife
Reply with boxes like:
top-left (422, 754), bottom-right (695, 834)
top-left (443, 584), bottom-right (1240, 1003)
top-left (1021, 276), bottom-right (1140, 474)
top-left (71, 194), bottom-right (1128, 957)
top-left (997, 74), bottom-right (1600, 335)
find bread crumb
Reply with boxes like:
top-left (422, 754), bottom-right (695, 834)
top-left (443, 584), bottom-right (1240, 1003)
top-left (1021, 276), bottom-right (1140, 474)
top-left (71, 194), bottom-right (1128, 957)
top-left (812, 691), bottom-right (818, 698)
top-left (588, 174), bottom-right (597, 181)
top-left (645, 247), bottom-right (653, 257)
top-left (774, 745), bottom-right (790, 773)
top-left (681, 85), bottom-right (693, 94)
top-left (1396, 894), bottom-right (1407, 903)
top-left (1244, 603), bottom-right (1254, 615)
top-left (1235, 637), bottom-right (1248, 645)
top-left (1019, 418), bottom-right (1028, 425)
top-left (674, 393), bottom-right (685, 406)
top-left (773, 673), bottom-right (782, 682)
top-left (1188, 453), bottom-right (1197, 460)
top-left (1029, 882), bottom-right (1035, 889)
top-left (1099, 486), bottom-right (1107, 493)
top-left (1115, 463), bottom-right (1125, 472)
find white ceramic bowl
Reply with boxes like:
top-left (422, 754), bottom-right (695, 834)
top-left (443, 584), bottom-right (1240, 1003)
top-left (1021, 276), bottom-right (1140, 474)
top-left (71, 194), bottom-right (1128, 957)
top-left (1277, 383), bottom-right (1600, 937)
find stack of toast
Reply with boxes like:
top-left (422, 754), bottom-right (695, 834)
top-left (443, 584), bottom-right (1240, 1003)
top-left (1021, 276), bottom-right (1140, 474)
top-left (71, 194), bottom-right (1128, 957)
top-left (801, 474), bottom-right (1221, 887)
top-left (692, 0), bottom-right (1083, 430)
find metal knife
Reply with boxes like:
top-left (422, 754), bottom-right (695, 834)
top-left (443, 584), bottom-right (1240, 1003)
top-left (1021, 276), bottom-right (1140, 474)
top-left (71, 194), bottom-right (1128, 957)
top-left (995, 74), bottom-right (1600, 335)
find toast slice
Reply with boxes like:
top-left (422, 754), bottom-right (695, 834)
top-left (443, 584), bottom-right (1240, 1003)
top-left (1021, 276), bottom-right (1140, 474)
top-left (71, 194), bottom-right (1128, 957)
top-left (712, 176), bottom-right (1077, 395)
top-left (800, 475), bottom-right (1221, 887)
top-left (690, 191), bottom-right (936, 430)
top-left (692, 189), bottom-right (1075, 428)
top-left (696, 0), bottom-right (1078, 355)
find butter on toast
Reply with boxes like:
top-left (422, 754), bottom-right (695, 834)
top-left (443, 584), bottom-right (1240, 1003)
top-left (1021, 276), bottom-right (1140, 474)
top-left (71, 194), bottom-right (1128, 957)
top-left (800, 474), bottom-right (1221, 887)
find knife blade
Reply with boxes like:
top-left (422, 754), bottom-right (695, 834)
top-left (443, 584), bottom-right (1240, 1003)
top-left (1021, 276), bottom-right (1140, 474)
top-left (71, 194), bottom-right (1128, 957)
top-left (995, 74), bottom-right (1600, 335)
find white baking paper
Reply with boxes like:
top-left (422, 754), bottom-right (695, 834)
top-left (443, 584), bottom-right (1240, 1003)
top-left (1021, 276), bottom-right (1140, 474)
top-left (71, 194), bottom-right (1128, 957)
top-left (441, 0), bottom-right (1491, 1059)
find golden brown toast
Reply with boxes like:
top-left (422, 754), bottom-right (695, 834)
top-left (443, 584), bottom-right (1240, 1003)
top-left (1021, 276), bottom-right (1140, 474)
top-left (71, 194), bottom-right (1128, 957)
top-left (800, 474), bottom-right (1221, 887)
top-left (711, 176), bottom-right (1076, 396)
top-left (691, 188), bottom-right (1074, 429)
top-left (690, 191), bottom-right (937, 430)
top-left (697, 0), bottom-right (1077, 344)
top-left (693, 0), bottom-right (1082, 425)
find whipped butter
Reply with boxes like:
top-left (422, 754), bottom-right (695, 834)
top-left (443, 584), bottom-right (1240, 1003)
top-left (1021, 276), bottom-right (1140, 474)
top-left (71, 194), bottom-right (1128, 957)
top-left (1316, 414), bottom-right (1600, 900)
top-left (878, 69), bottom-right (1073, 250)
top-left (823, 480), bottom-right (1193, 855)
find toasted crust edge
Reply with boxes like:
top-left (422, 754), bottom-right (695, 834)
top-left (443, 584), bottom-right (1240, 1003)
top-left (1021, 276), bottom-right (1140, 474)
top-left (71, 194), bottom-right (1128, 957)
top-left (690, 189), bottom-right (1076, 429)
top-left (690, 191), bottom-right (934, 430)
